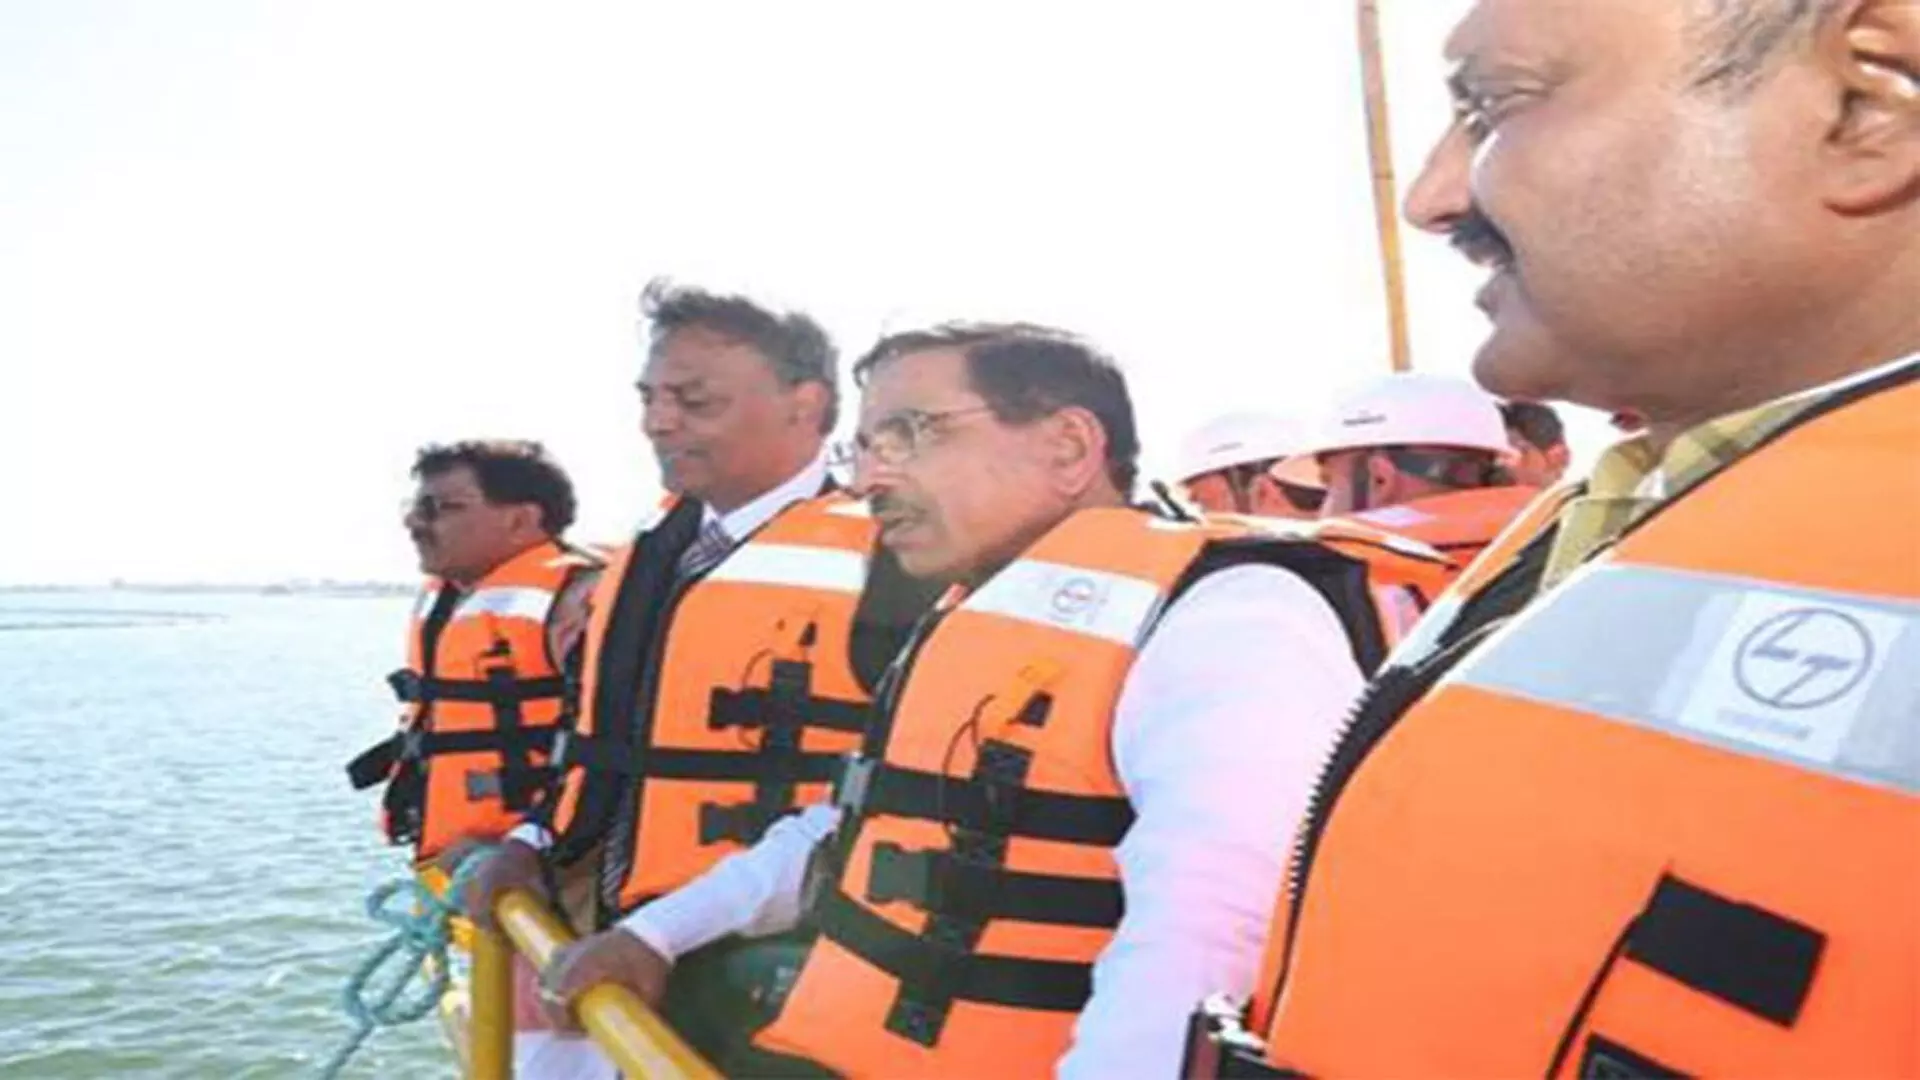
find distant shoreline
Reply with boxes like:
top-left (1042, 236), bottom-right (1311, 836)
top-left (0, 582), bottom-right (414, 597)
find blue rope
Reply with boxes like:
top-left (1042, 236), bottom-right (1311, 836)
top-left (319, 846), bottom-right (497, 1078)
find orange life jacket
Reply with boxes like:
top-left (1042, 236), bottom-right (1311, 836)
top-left (1347, 483), bottom-right (1540, 570)
top-left (1227, 363), bottom-right (1919, 1078)
top-left (547, 493), bottom-right (906, 913)
top-left (1221, 512), bottom-right (1462, 645)
top-left (751, 507), bottom-right (1443, 1078)
top-left (345, 540), bottom-right (592, 864)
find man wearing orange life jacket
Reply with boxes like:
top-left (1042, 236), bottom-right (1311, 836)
top-left (459, 281), bottom-right (936, 1078)
top-left (1189, 1), bottom-right (1920, 1076)
top-left (1290, 370), bottom-right (1539, 570)
top-left (345, 439), bottom-right (600, 866)
top-left (534, 322), bottom-right (1458, 1078)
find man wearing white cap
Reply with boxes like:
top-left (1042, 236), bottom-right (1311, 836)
top-left (1289, 372), bottom-right (1539, 568)
top-left (1173, 412), bottom-right (1325, 519)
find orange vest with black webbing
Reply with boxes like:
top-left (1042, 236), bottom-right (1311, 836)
top-left (345, 539), bottom-right (592, 863)
top-left (546, 493), bottom-right (919, 914)
top-left (1206, 362), bottom-right (1919, 1078)
top-left (750, 507), bottom-right (1448, 1078)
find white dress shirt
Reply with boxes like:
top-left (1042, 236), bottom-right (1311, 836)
top-left (619, 561), bottom-right (1366, 1079)
top-left (507, 449), bottom-right (831, 853)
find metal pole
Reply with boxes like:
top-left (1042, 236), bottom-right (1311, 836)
top-left (466, 927), bottom-right (516, 1080)
top-left (1358, 0), bottom-right (1413, 372)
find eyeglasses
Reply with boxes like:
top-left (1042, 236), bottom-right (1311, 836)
top-left (832, 406), bottom-right (996, 469)
top-left (402, 495), bottom-right (478, 522)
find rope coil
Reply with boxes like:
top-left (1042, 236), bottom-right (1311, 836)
top-left (319, 845), bottom-right (495, 1078)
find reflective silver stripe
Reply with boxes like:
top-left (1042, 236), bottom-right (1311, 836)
top-left (1451, 561), bottom-right (1920, 795)
top-left (455, 585), bottom-right (557, 624)
top-left (411, 587), bottom-right (440, 620)
top-left (1389, 591), bottom-right (1462, 667)
top-left (960, 558), bottom-right (1167, 647)
top-left (703, 543), bottom-right (866, 594)
top-left (1354, 504), bottom-right (1434, 531)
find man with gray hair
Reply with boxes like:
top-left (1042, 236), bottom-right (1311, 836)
top-left (460, 279), bottom-right (936, 1077)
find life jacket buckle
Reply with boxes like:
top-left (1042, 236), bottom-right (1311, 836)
top-left (697, 801), bottom-right (779, 846)
top-left (465, 769), bottom-right (503, 802)
top-left (866, 843), bottom-right (996, 919)
top-left (832, 753), bottom-right (877, 816)
top-left (1181, 993), bottom-right (1284, 1079)
top-left (387, 668), bottom-right (424, 703)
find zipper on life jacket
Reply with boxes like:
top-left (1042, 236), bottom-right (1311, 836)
top-left (1267, 621), bottom-right (1504, 1009)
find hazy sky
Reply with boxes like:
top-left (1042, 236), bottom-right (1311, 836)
top-left (0, 1), bottom-right (1612, 584)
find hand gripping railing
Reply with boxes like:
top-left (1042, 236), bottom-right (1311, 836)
top-left (463, 886), bottom-right (722, 1080)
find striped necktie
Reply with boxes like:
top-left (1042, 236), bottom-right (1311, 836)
top-left (675, 518), bottom-right (733, 581)
top-left (598, 515), bottom-right (735, 909)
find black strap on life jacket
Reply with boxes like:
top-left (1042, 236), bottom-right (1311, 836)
top-left (344, 726), bottom-right (560, 792)
top-left (1171, 538), bottom-right (1393, 678)
top-left (817, 683), bottom-right (1135, 1048)
top-left (346, 663), bottom-right (566, 811)
top-left (547, 661), bottom-right (869, 849)
top-left (813, 888), bottom-right (1095, 1017)
top-left (550, 732), bottom-right (846, 783)
top-left (696, 653), bottom-right (874, 845)
top-left (384, 666), bottom-right (569, 706)
top-left (855, 760), bottom-right (1136, 846)
top-left (865, 840), bottom-right (1123, 929)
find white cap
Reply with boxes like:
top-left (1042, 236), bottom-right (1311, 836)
top-left (1294, 372), bottom-right (1512, 460)
top-left (1174, 412), bottom-right (1310, 484)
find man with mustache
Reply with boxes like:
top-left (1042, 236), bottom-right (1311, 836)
top-left (1191, 0), bottom-right (1919, 1075)
top-left (536, 322), bottom-right (1455, 1077)
top-left (347, 438), bottom-right (599, 867)
top-left (459, 281), bottom-right (936, 1077)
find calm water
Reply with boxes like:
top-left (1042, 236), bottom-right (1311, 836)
top-left (0, 591), bottom-right (453, 1078)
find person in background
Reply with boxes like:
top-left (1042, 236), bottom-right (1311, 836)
top-left (1172, 412), bottom-right (1325, 518)
top-left (341, 440), bottom-right (604, 1076)
top-left (1499, 399), bottom-right (1570, 487)
top-left (346, 438), bottom-right (599, 867)
top-left (1292, 371), bottom-right (1538, 568)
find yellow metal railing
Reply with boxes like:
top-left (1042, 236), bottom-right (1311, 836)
top-left (456, 887), bottom-right (722, 1080)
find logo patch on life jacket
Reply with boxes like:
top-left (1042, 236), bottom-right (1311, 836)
top-left (963, 559), bottom-right (1166, 647)
top-left (1679, 589), bottom-right (1907, 769)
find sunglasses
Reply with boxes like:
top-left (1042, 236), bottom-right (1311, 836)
top-left (401, 495), bottom-right (478, 522)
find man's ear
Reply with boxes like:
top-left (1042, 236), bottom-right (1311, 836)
top-left (509, 503), bottom-right (545, 541)
top-left (1367, 450), bottom-right (1400, 498)
top-left (1820, 0), bottom-right (1920, 213)
top-left (1042, 407), bottom-right (1111, 496)
top-left (789, 382), bottom-right (831, 433)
